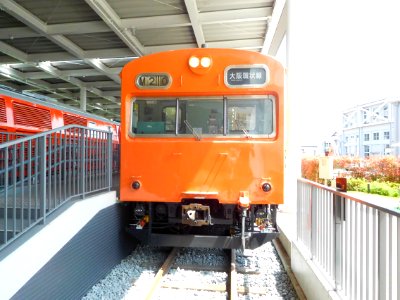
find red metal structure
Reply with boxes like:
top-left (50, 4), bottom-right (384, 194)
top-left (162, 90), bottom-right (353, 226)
top-left (0, 88), bottom-right (119, 141)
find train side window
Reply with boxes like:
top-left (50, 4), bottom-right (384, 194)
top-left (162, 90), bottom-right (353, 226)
top-left (227, 97), bottom-right (275, 136)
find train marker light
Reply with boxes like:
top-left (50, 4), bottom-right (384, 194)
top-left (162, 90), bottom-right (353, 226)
top-left (239, 191), bottom-right (250, 208)
top-left (189, 56), bottom-right (200, 68)
top-left (261, 182), bottom-right (272, 192)
top-left (132, 181), bottom-right (141, 190)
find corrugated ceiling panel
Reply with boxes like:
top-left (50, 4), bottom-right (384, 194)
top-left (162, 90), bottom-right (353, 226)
top-left (0, 11), bottom-right (25, 27)
top-left (6, 37), bottom-right (65, 54)
top-left (15, 0), bottom-right (101, 24)
top-left (43, 78), bottom-right (68, 84)
top-left (203, 21), bottom-right (267, 42)
top-left (137, 27), bottom-right (195, 46)
top-left (66, 32), bottom-right (126, 51)
top-left (13, 102), bottom-right (52, 129)
top-left (198, 0), bottom-right (274, 12)
top-left (109, 0), bottom-right (186, 18)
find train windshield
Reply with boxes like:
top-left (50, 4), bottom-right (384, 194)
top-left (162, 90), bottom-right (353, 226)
top-left (131, 97), bottom-right (275, 137)
top-left (227, 98), bottom-right (274, 136)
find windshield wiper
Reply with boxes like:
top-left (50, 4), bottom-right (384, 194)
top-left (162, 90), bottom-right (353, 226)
top-left (184, 120), bottom-right (201, 141)
top-left (235, 120), bottom-right (251, 138)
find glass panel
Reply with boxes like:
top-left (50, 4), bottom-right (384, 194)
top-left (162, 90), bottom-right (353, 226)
top-left (132, 99), bottom-right (176, 134)
top-left (178, 99), bottom-right (223, 135)
top-left (131, 97), bottom-right (275, 137)
top-left (227, 98), bottom-right (274, 135)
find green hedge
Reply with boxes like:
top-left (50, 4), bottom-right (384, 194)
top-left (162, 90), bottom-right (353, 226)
top-left (347, 178), bottom-right (400, 197)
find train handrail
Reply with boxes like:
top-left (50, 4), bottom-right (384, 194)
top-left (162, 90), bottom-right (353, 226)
top-left (0, 125), bottom-right (115, 251)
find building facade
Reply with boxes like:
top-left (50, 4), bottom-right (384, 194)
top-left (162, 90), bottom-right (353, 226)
top-left (341, 98), bottom-right (400, 157)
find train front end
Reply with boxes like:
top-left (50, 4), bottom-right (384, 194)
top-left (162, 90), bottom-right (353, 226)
top-left (120, 48), bottom-right (285, 249)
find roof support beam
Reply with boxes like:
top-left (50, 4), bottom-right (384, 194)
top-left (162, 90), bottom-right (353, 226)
top-left (261, 0), bottom-right (287, 55)
top-left (85, 0), bottom-right (145, 56)
top-left (24, 68), bottom-right (121, 80)
top-left (199, 7), bottom-right (273, 24)
top-left (184, 0), bottom-right (205, 48)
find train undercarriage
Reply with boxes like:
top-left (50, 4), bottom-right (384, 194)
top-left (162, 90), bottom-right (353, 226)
top-left (124, 199), bottom-right (279, 249)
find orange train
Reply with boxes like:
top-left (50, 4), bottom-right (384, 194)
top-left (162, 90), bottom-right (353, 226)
top-left (120, 48), bottom-right (285, 249)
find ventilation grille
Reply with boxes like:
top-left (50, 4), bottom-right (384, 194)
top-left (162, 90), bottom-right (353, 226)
top-left (63, 114), bottom-right (87, 126)
top-left (13, 102), bottom-right (52, 129)
top-left (0, 98), bottom-right (6, 123)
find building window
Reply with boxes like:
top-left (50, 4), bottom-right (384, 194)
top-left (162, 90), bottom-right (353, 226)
top-left (383, 105), bottom-right (389, 118)
top-left (384, 131), bottom-right (390, 139)
top-left (364, 145), bottom-right (370, 157)
top-left (364, 133), bottom-right (369, 141)
top-left (373, 132), bottom-right (379, 140)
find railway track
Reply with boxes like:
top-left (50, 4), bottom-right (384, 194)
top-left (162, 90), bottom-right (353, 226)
top-left (83, 242), bottom-right (301, 299)
top-left (136, 246), bottom-right (298, 300)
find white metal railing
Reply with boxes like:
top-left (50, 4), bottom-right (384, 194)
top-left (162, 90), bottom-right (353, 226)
top-left (297, 178), bottom-right (400, 300)
top-left (0, 125), bottom-right (114, 251)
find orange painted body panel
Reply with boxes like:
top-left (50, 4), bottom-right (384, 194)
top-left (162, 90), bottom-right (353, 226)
top-left (120, 48), bottom-right (284, 205)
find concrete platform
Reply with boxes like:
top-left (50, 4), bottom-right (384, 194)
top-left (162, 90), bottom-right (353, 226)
top-left (0, 191), bottom-right (135, 300)
top-left (277, 206), bottom-right (340, 300)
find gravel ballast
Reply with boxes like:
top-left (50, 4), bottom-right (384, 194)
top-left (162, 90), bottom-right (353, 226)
top-left (82, 242), bottom-right (298, 299)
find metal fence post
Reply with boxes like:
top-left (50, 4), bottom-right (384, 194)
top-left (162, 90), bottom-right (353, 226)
top-left (378, 211), bottom-right (388, 300)
top-left (39, 136), bottom-right (47, 224)
top-left (334, 195), bottom-right (343, 291)
top-left (107, 131), bottom-right (112, 191)
top-left (4, 148), bottom-right (9, 243)
top-left (310, 185), bottom-right (317, 259)
top-left (80, 128), bottom-right (86, 199)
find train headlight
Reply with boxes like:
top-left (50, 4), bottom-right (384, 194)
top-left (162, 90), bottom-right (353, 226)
top-left (261, 182), bottom-right (272, 192)
top-left (132, 181), bottom-right (141, 190)
top-left (189, 56), bottom-right (200, 68)
top-left (188, 55), bottom-right (212, 74)
top-left (200, 57), bottom-right (212, 68)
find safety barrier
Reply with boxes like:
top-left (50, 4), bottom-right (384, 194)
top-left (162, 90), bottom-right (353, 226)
top-left (0, 132), bottom-right (27, 143)
top-left (0, 125), bottom-right (114, 250)
top-left (297, 178), bottom-right (400, 300)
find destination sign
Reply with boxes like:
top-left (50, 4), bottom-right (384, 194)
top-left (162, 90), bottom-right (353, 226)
top-left (225, 65), bottom-right (269, 87)
top-left (136, 73), bottom-right (171, 89)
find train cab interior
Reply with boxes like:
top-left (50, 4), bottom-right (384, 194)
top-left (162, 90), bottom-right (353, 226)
top-left (131, 97), bottom-right (276, 137)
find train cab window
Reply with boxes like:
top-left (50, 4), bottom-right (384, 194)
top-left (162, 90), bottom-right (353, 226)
top-left (227, 97), bottom-right (275, 136)
top-left (132, 99), bottom-right (176, 134)
top-left (131, 97), bottom-right (274, 137)
top-left (178, 99), bottom-right (223, 135)
top-left (162, 106), bottom-right (180, 132)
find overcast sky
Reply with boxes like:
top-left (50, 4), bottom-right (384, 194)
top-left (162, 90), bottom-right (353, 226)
top-left (287, 0), bottom-right (400, 145)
